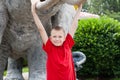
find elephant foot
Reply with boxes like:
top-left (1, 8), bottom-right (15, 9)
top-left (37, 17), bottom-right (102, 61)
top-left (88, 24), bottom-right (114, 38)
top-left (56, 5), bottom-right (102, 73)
top-left (4, 78), bottom-right (24, 80)
top-left (29, 73), bottom-right (46, 80)
top-left (4, 76), bottom-right (24, 80)
top-left (4, 72), bottom-right (24, 80)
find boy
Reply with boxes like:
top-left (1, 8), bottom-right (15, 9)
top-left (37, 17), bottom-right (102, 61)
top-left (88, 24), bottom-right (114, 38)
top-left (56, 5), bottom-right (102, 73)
top-left (31, 0), bottom-right (85, 80)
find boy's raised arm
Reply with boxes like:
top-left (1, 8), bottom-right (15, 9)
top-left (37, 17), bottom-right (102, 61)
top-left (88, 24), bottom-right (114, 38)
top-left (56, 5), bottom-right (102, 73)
top-left (31, 0), bottom-right (48, 45)
top-left (69, 0), bottom-right (86, 37)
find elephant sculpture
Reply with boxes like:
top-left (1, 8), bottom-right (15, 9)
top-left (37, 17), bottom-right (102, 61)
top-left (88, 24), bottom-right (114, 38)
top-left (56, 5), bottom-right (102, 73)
top-left (0, 0), bottom-right (85, 80)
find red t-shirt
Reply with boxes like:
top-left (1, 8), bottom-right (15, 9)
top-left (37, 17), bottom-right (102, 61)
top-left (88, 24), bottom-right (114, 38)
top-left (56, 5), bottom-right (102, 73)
top-left (43, 34), bottom-right (76, 80)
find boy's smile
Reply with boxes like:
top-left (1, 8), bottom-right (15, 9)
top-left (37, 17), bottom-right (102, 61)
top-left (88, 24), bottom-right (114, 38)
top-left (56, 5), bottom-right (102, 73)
top-left (50, 29), bottom-right (65, 46)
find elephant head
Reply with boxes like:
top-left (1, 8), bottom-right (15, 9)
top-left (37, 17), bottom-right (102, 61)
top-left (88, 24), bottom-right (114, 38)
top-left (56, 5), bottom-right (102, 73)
top-left (36, 0), bottom-right (86, 10)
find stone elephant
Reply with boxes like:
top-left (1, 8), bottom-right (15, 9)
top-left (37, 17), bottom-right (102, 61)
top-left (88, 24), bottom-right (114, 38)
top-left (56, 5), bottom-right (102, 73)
top-left (0, 0), bottom-right (85, 80)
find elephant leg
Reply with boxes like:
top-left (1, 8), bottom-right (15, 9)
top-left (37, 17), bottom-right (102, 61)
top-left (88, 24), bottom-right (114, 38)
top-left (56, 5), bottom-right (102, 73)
top-left (27, 45), bottom-right (46, 80)
top-left (5, 57), bottom-right (24, 80)
top-left (0, 43), bottom-right (10, 80)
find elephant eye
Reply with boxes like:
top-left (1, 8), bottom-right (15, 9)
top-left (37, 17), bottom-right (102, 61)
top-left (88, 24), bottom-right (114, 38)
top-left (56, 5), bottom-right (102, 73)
top-left (40, 0), bottom-right (45, 2)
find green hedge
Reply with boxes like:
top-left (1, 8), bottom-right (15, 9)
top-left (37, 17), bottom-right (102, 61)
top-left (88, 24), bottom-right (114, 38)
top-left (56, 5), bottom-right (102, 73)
top-left (105, 12), bottom-right (120, 21)
top-left (73, 16), bottom-right (120, 77)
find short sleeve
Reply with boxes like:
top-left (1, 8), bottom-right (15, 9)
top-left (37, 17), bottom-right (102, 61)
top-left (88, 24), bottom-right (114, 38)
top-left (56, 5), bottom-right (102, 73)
top-left (42, 38), bottom-right (52, 53)
top-left (65, 33), bottom-right (75, 48)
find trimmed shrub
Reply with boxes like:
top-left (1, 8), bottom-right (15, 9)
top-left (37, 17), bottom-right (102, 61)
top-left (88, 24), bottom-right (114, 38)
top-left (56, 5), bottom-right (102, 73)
top-left (73, 16), bottom-right (120, 77)
top-left (105, 12), bottom-right (120, 21)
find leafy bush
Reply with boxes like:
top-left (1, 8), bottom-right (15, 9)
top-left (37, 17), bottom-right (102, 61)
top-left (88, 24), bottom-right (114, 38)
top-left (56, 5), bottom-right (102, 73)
top-left (105, 11), bottom-right (120, 21)
top-left (73, 16), bottom-right (120, 77)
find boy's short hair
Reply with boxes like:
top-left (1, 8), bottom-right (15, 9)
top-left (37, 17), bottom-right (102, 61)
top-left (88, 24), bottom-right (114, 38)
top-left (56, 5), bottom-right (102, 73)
top-left (51, 26), bottom-right (65, 34)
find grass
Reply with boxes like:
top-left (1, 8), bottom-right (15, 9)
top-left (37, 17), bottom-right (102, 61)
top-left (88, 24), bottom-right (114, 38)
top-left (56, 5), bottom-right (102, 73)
top-left (77, 77), bottom-right (120, 80)
top-left (77, 78), bottom-right (120, 80)
top-left (112, 78), bottom-right (120, 80)
top-left (4, 67), bottom-right (120, 80)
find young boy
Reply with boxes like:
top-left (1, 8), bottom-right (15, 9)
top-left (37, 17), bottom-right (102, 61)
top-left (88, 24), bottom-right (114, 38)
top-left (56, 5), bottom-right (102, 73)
top-left (31, 0), bottom-right (85, 80)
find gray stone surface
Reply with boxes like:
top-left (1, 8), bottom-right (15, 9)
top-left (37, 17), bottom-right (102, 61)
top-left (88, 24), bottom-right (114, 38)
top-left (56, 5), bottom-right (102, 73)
top-left (4, 72), bottom-right (28, 80)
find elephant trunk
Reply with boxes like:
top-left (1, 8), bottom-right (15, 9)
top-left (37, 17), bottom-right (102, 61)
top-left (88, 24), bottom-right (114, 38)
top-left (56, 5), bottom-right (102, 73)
top-left (36, 0), bottom-right (60, 10)
top-left (36, 0), bottom-right (86, 10)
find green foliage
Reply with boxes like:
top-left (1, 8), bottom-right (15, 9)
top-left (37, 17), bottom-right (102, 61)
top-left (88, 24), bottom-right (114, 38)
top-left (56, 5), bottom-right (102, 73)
top-left (105, 12), bottom-right (120, 21)
top-left (85, 0), bottom-right (120, 21)
top-left (89, 0), bottom-right (120, 13)
top-left (73, 16), bottom-right (120, 77)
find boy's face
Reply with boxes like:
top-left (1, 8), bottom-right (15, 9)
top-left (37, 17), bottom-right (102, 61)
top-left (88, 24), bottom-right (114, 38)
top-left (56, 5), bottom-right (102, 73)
top-left (50, 29), bottom-right (65, 46)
